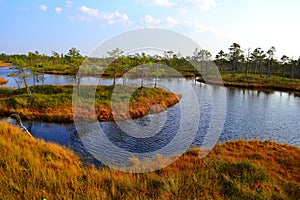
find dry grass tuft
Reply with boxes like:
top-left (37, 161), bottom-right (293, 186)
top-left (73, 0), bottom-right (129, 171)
top-left (0, 123), bottom-right (299, 199)
top-left (0, 78), bottom-right (8, 85)
top-left (0, 61), bottom-right (11, 67)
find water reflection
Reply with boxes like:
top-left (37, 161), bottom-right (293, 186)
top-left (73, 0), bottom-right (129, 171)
top-left (102, 107), bottom-right (180, 153)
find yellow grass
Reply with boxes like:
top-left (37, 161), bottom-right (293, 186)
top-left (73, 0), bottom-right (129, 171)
top-left (0, 122), bottom-right (299, 199)
top-left (0, 61), bottom-right (11, 67)
top-left (0, 78), bottom-right (8, 85)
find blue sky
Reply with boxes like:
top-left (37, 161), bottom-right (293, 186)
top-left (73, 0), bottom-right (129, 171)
top-left (1, 0), bottom-right (299, 59)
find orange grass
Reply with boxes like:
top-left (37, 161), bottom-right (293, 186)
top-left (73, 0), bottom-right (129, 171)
top-left (0, 78), bottom-right (8, 85)
top-left (0, 61), bottom-right (11, 67)
top-left (0, 85), bottom-right (180, 122)
top-left (0, 122), bottom-right (299, 199)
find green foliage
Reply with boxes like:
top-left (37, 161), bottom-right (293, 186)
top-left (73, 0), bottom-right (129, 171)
top-left (2, 45), bottom-right (300, 90)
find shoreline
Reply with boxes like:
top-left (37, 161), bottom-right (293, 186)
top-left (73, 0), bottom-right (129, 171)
top-left (0, 85), bottom-right (181, 123)
top-left (37, 69), bottom-right (196, 78)
top-left (197, 77), bottom-right (300, 94)
top-left (3, 64), bottom-right (300, 94)
top-left (0, 77), bottom-right (8, 85)
top-left (0, 62), bottom-right (11, 68)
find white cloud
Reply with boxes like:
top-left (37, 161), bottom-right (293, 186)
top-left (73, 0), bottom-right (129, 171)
top-left (150, 0), bottom-right (219, 11)
top-left (55, 7), bottom-right (62, 14)
top-left (66, 0), bottom-right (73, 7)
top-left (151, 0), bottom-right (174, 7)
top-left (177, 7), bottom-right (188, 13)
top-left (39, 4), bottom-right (47, 11)
top-left (165, 16), bottom-right (178, 27)
top-left (78, 5), bottom-right (99, 17)
top-left (101, 11), bottom-right (132, 25)
top-left (142, 15), bottom-right (162, 25)
top-left (183, 20), bottom-right (228, 40)
top-left (186, 21), bottom-right (208, 32)
top-left (180, 0), bottom-right (219, 11)
top-left (74, 6), bottom-right (133, 25)
top-left (140, 15), bottom-right (178, 27)
top-left (197, 0), bottom-right (219, 10)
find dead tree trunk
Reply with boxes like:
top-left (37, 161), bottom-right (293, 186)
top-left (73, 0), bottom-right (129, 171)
top-left (21, 68), bottom-right (32, 96)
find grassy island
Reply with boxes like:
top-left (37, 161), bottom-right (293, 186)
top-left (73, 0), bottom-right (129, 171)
top-left (0, 122), bottom-right (299, 199)
top-left (0, 61), bottom-right (11, 67)
top-left (0, 78), bottom-right (8, 85)
top-left (0, 85), bottom-right (180, 122)
top-left (198, 73), bottom-right (300, 93)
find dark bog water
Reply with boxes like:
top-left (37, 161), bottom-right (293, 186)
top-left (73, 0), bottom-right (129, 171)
top-left (1, 66), bottom-right (300, 165)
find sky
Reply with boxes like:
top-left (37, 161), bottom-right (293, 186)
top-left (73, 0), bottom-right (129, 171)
top-left (1, 0), bottom-right (299, 59)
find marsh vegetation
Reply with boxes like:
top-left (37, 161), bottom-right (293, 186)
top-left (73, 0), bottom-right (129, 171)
top-left (0, 122), bottom-right (299, 199)
top-left (0, 85), bottom-right (179, 122)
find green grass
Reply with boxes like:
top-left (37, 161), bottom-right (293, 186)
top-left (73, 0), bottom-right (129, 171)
top-left (198, 73), bottom-right (300, 92)
top-left (0, 122), bottom-right (299, 199)
top-left (0, 85), bottom-right (180, 122)
top-left (222, 73), bottom-right (300, 85)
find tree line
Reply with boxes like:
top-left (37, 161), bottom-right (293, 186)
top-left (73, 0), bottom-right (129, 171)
top-left (1, 44), bottom-right (300, 81)
top-left (214, 43), bottom-right (300, 79)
